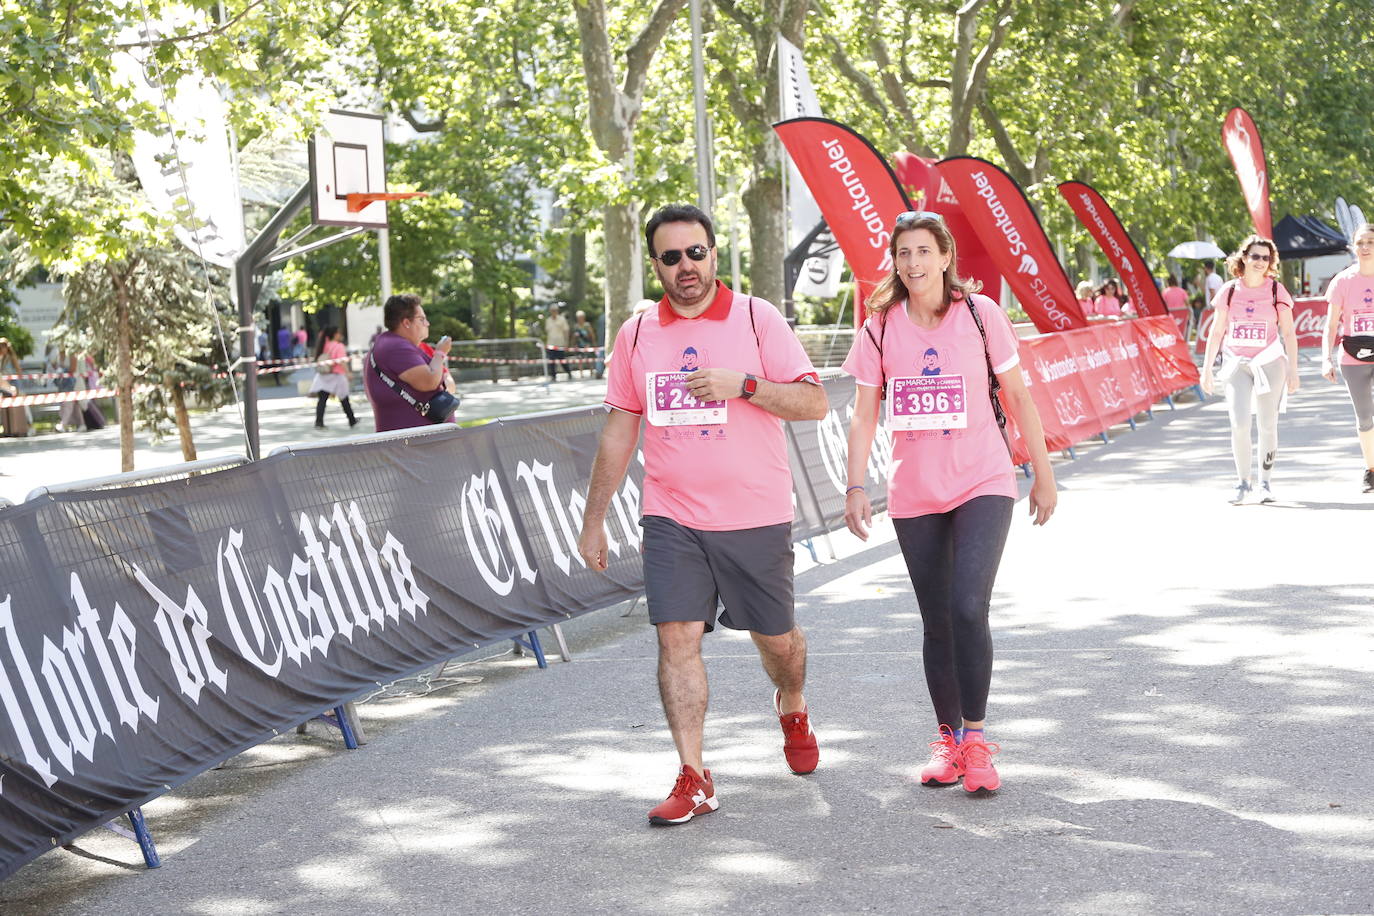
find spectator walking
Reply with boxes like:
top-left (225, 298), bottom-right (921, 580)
top-left (544, 304), bottom-right (573, 381)
top-left (308, 326), bottom-right (358, 429)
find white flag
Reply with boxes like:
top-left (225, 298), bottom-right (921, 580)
top-left (778, 35), bottom-right (842, 298)
top-left (112, 10), bottom-right (245, 268)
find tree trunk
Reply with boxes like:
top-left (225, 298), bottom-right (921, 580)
top-left (602, 200), bottom-right (643, 350)
top-left (111, 267), bottom-right (135, 473)
top-left (743, 169), bottom-right (786, 311)
top-left (172, 384), bottom-right (196, 461)
top-left (569, 232), bottom-right (586, 309)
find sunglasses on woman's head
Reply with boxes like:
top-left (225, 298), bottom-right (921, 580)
top-left (894, 210), bottom-right (944, 228)
top-left (651, 244), bottom-right (712, 266)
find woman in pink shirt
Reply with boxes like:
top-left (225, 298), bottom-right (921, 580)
top-left (1075, 281), bottom-right (1094, 318)
top-left (1200, 235), bottom-right (1300, 504)
top-left (308, 326), bottom-right (358, 429)
top-left (1320, 222), bottom-right (1374, 492)
top-left (1092, 279), bottom-right (1124, 318)
top-left (841, 212), bottom-right (1056, 795)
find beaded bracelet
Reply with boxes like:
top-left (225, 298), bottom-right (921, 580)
top-left (845, 485), bottom-right (865, 495)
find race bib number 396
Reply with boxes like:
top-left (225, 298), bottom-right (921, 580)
top-left (887, 375), bottom-right (968, 431)
top-left (646, 372), bottom-right (727, 426)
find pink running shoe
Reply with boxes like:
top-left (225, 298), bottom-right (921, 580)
top-left (959, 733), bottom-right (1001, 794)
top-left (774, 689), bottom-right (820, 774)
top-left (919, 724), bottom-right (964, 786)
top-left (648, 765), bottom-right (717, 826)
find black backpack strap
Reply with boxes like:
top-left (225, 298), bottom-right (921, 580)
top-left (748, 296), bottom-right (760, 349)
top-left (1225, 283), bottom-right (1234, 309)
top-left (863, 311), bottom-right (888, 399)
top-left (965, 296), bottom-right (1007, 433)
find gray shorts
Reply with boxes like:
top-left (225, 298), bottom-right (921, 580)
top-left (641, 515), bottom-right (796, 636)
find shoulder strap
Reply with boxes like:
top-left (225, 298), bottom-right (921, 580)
top-left (862, 311), bottom-right (889, 399)
top-left (370, 351), bottom-right (435, 417)
top-left (1225, 283), bottom-right (1234, 308)
top-left (1271, 278), bottom-right (1278, 307)
top-left (965, 296), bottom-right (1008, 433)
top-left (748, 296), bottom-right (760, 349)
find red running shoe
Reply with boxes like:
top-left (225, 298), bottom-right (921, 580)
top-left (960, 733), bottom-right (1001, 794)
top-left (774, 689), bottom-right (820, 774)
top-left (648, 765), bottom-right (717, 826)
top-left (919, 725), bottom-right (964, 786)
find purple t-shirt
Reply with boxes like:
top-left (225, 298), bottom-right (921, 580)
top-left (364, 331), bottom-right (440, 431)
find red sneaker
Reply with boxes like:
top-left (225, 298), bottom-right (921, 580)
top-left (648, 765), bottom-right (717, 826)
top-left (774, 689), bottom-right (820, 774)
top-left (959, 733), bottom-right (1001, 794)
top-left (919, 725), bottom-right (964, 786)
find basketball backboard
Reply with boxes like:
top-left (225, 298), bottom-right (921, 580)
top-left (308, 109), bottom-right (389, 228)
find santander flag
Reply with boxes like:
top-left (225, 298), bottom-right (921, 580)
top-left (773, 118), bottom-right (911, 322)
top-left (936, 157), bottom-right (1087, 332)
top-left (1222, 107), bottom-right (1273, 240)
top-left (892, 152), bottom-right (1001, 303)
top-left (1058, 181), bottom-right (1167, 317)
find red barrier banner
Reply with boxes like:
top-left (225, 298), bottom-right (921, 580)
top-left (891, 152), bottom-right (1002, 301)
top-left (773, 118), bottom-right (912, 319)
top-left (1057, 181), bottom-right (1167, 317)
top-left (936, 157), bottom-right (1087, 334)
top-left (1223, 107), bottom-right (1273, 240)
top-left (1003, 316), bottom-right (1200, 464)
top-left (1194, 297), bottom-right (1328, 353)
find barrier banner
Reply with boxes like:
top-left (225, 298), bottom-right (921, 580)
top-left (773, 118), bottom-right (912, 318)
top-left (1223, 107), bottom-right (1273, 240)
top-left (0, 377), bottom-right (882, 879)
top-left (1193, 298), bottom-right (1328, 353)
top-left (892, 152), bottom-right (1002, 301)
top-left (1057, 181), bottom-right (1168, 317)
top-left (936, 157), bottom-right (1087, 333)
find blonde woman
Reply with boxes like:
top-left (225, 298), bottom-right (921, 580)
top-left (1201, 235), bottom-right (1300, 504)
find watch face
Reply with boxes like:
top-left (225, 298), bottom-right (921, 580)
top-left (743, 375), bottom-right (758, 396)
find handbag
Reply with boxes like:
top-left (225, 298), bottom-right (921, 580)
top-left (369, 352), bottom-right (460, 423)
top-left (1341, 336), bottom-right (1374, 362)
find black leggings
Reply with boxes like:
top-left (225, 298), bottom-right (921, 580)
top-left (315, 392), bottom-right (356, 426)
top-left (893, 495), bottom-right (1014, 729)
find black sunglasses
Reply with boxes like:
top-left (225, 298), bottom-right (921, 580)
top-left (894, 210), bottom-right (944, 227)
top-left (1246, 252), bottom-right (1272, 262)
top-left (651, 244), bottom-right (712, 267)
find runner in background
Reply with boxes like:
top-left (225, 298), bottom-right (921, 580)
top-left (1075, 281), bottom-right (1094, 317)
top-left (1162, 274), bottom-right (1191, 335)
top-left (1091, 279), bottom-right (1124, 318)
top-left (841, 212), bottom-right (1057, 795)
top-left (1319, 222), bottom-right (1374, 492)
top-left (308, 326), bottom-right (358, 429)
top-left (1200, 235), bottom-right (1300, 504)
top-left (577, 204), bottom-right (827, 825)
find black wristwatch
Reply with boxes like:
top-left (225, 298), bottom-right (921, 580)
top-left (741, 374), bottom-right (759, 399)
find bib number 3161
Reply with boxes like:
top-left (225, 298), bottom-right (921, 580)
top-left (887, 375), bottom-right (967, 431)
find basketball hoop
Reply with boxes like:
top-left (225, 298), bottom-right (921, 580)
top-left (345, 191), bottom-right (429, 213)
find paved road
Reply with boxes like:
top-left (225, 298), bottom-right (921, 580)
top-left (2, 358), bottom-right (1372, 915)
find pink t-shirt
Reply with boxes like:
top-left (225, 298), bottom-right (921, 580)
top-left (1211, 278), bottom-right (1293, 359)
top-left (1093, 295), bottom-right (1122, 318)
top-left (841, 293), bottom-right (1020, 518)
top-left (323, 339), bottom-right (348, 374)
top-left (604, 282), bottom-right (820, 531)
top-left (1162, 286), bottom-right (1189, 311)
top-left (1324, 265), bottom-right (1374, 366)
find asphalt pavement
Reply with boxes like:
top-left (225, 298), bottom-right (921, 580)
top-left (2, 356), bottom-right (1372, 915)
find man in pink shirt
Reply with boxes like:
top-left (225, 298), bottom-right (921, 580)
top-left (577, 204), bottom-right (828, 826)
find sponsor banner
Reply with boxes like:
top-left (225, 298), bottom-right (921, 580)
top-left (891, 152), bottom-right (1002, 302)
top-left (1222, 107), bottom-right (1273, 240)
top-left (1193, 298), bottom-right (1329, 353)
top-left (1006, 317), bottom-right (1200, 462)
top-left (773, 118), bottom-right (912, 319)
top-left (936, 157), bottom-right (1087, 333)
top-left (0, 376), bottom-right (879, 878)
top-left (1057, 181), bottom-right (1168, 317)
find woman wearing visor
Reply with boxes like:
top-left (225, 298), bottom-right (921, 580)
top-left (1200, 235), bottom-right (1300, 504)
top-left (1320, 222), bottom-right (1374, 492)
top-left (841, 211), bottom-right (1056, 795)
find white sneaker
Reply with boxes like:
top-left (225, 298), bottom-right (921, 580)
top-left (1229, 481), bottom-right (1252, 505)
top-left (1258, 481), bottom-right (1275, 504)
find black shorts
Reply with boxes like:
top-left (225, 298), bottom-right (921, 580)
top-left (641, 516), bottom-right (796, 636)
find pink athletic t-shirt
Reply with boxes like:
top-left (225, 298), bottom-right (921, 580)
top-left (841, 293), bottom-right (1020, 518)
top-left (1162, 286), bottom-right (1189, 311)
top-left (604, 282), bottom-right (820, 531)
top-left (1093, 295), bottom-right (1123, 318)
top-left (1324, 265), bottom-right (1374, 366)
top-left (1211, 278), bottom-right (1293, 359)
